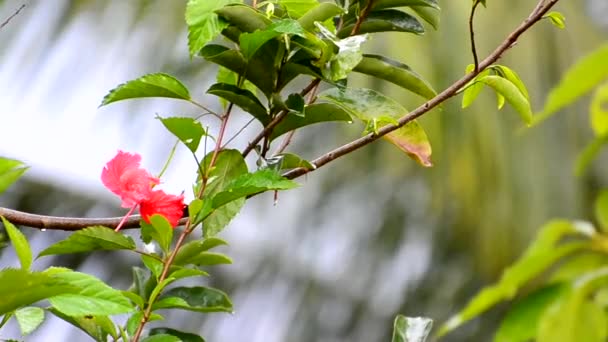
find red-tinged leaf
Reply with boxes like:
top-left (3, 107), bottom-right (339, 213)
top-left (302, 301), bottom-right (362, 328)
top-left (385, 122), bottom-right (432, 167)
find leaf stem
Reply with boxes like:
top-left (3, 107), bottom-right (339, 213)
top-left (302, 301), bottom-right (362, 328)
top-left (469, 1), bottom-right (481, 72)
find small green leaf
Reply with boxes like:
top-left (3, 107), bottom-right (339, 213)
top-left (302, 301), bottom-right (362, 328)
top-left (285, 93), bottom-right (306, 115)
top-left (0, 157), bottom-right (28, 194)
top-left (47, 268), bottom-right (135, 316)
top-left (141, 214), bottom-right (174, 254)
top-left (493, 65), bottom-right (530, 101)
top-left (48, 308), bottom-right (118, 342)
top-left (211, 169), bottom-right (298, 208)
top-left (477, 75), bottom-right (533, 125)
top-left (437, 220), bottom-right (590, 337)
top-left (0, 269), bottom-right (76, 315)
top-left (270, 102), bottom-right (352, 140)
top-left (149, 328), bottom-right (206, 342)
top-left (2, 217), bottom-right (32, 270)
top-left (354, 54), bottom-right (436, 99)
top-left (158, 116), bottom-right (207, 153)
top-left (410, 6), bottom-right (440, 29)
top-left (200, 150), bottom-right (248, 237)
top-left (141, 334), bottom-right (181, 342)
top-left (590, 82), bottom-right (608, 137)
top-left (298, 2), bottom-right (344, 30)
top-left (240, 19), bottom-right (304, 60)
top-left (215, 3), bottom-right (271, 33)
top-left (174, 238), bottom-right (229, 267)
top-left (325, 34), bottom-right (368, 81)
top-left (185, 0), bottom-right (242, 57)
top-left (545, 11), bottom-right (565, 29)
top-left (154, 287), bottom-right (233, 313)
top-left (141, 254), bottom-right (164, 280)
top-left (595, 191), bottom-right (608, 233)
top-left (37, 226), bottom-right (136, 258)
top-left (320, 87), bottom-right (432, 166)
top-left (122, 291), bottom-right (145, 309)
top-left (574, 135), bottom-right (608, 176)
top-left (338, 9), bottom-right (424, 38)
top-left (207, 83), bottom-right (269, 125)
top-left (279, 0), bottom-right (319, 17)
top-left (100, 73), bottom-right (190, 106)
top-left (494, 283), bottom-right (567, 342)
top-left (392, 315), bottom-right (433, 342)
top-left (462, 66), bottom-right (490, 108)
top-left (176, 252), bottom-right (232, 267)
top-left (266, 153), bottom-right (315, 171)
top-left (168, 267), bottom-right (209, 281)
top-left (533, 44), bottom-right (608, 125)
top-left (126, 312), bottom-right (163, 337)
top-left (371, 0), bottom-right (439, 10)
top-left (14, 307), bottom-right (44, 336)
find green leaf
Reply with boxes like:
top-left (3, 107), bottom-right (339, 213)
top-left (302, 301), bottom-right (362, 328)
top-left (154, 287), bottom-right (233, 313)
top-left (266, 153), bottom-right (315, 171)
top-left (298, 3), bottom-right (344, 30)
top-left (545, 11), bottom-right (565, 29)
top-left (37, 226), bottom-right (136, 258)
top-left (477, 75), bottom-right (533, 125)
top-left (141, 335), bottom-right (181, 342)
top-left (494, 283), bottom-right (567, 342)
top-left (126, 312), bottom-right (163, 337)
top-left (325, 34), bottom-right (368, 81)
top-left (574, 135), bottom-right (608, 176)
top-left (216, 66), bottom-right (259, 107)
top-left (141, 214), bottom-right (174, 254)
top-left (176, 252), bottom-right (232, 267)
top-left (0, 269), bottom-right (76, 315)
top-left (0, 157), bottom-right (28, 194)
top-left (320, 87), bottom-right (432, 166)
top-left (47, 268), bottom-right (134, 316)
top-left (279, 0), bottom-right (319, 17)
top-left (270, 102), bottom-right (353, 140)
top-left (493, 65), bottom-right (530, 101)
top-left (185, 0), bottom-right (242, 57)
top-left (285, 93), bottom-right (306, 115)
top-left (437, 220), bottom-right (590, 337)
top-left (549, 253), bottom-right (608, 283)
top-left (215, 4), bottom-right (271, 33)
top-left (206, 83), bottom-right (269, 125)
top-left (200, 150), bottom-right (248, 237)
top-left (100, 73), bottom-right (190, 107)
top-left (596, 191), bottom-right (608, 233)
top-left (173, 238), bottom-right (229, 267)
top-left (158, 117), bottom-right (207, 153)
top-left (355, 54), bottom-right (436, 99)
top-left (410, 6), bottom-right (440, 29)
top-left (48, 308), bottom-right (117, 342)
top-left (338, 9), bottom-right (424, 38)
top-left (168, 267), bottom-right (209, 281)
top-left (141, 254), bottom-right (164, 280)
top-left (533, 44), bottom-right (608, 125)
top-left (149, 328), bottom-right (205, 342)
top-left (2, 217), bottom-right (32, 270)
top-left (462, 66), bottom-right (490, 108)
top-left (14, 307), bottom-right (44, 336)
top-left (371, 0), bottom-right (439, 10)
top-left (391, 315), bottom-right (433, 342)
top-left (590, 82), bottom-right (608, 137)
top-left (212, 169), bottom-right (298, 208)
top-left (122, 291), bottom-right (145, 309)
top-left (240, 19), bottom-right (304, 60)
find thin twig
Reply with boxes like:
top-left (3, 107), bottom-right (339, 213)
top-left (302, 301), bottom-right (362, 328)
top-left (0, 0), bottom-right (560, 231)
top-left (222, 117), bottom-right (256, 149)
top-left (0, 4), bottom-right (25, 30)
top-left (469, 1), bottom-right (481, 72)
top-left (189, 100), bottom-right (220, 118)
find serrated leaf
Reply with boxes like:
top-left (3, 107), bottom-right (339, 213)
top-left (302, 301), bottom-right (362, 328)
top-left (355, 54), bottom-right (436, 99)
top-left (338, 9), bottom-right (424, 38)
top-left (207, 83), bottom-right (269, 125)
top-left (211, 169), bottom-right (298, 208)
top-left (494, 284), bottom-right (567, 342)
top-left (47, 268), bottom-right (134, 316)
top-left (392, 315), bottom-right (433, 342)
top-left (533, 44), bottom-right (608, 125)
top-left (437, 220), bottom-right (590, 337)
top-left (2, 217), bottom-right (32, 270)
top-left (168, 267), bottom-right (209, 280)
top-left (270, 102), bottom-right (352, 140)
top-left (158, 116), bottom-right (207, 153)
top-left (0, 157), bottom-right (28, 194)
top-left (14, 307), bottom-right (44, 336)
top-left (100, 73), bottom-right (190, 107)
top-left (48, 308), bottom-right (117, 342)
top-left (545, 11), bottom-right (565, 29)
top-left (185, 0), bottom-right (241, 57)
top-left (37, 226), bottom-right (136, 258)
top-left (200, 150), bottom-right (248, 237)
top-left (0, 269), bottom-right (76, 315)
top-left (320, 87), bottom-right (432, 166)
top-left (149, 328), bottom-right (205, 342)
top-left (590, 82), bottom-right (608, 137)
top-left (477, 75), bottom-right (533, 125)
top-left (141, 214), bottom-right (174, 254)
top-left (154, 287), bottom-right (233, 313)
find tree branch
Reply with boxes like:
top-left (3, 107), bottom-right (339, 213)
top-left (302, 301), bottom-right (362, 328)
top-left (0, 0), bottom-right (559, 231)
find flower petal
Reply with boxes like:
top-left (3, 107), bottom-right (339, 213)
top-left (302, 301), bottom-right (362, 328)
top-left (101, 150), bottom-right (159, 207)
top-left (140, 190), bottom-right (186, 228)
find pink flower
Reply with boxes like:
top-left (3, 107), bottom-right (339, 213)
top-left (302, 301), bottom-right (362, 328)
top-left (101, 150), bottom-right (159, 208)
top-left (101, 150), bottom-right (185, 229)
top-left (140, 190), bottom-right (186, 228)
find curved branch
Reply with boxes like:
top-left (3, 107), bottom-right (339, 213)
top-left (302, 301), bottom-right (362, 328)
top-left (0, 0), bottom-right (559, 231)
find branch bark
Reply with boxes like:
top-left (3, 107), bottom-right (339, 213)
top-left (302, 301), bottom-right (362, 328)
top-left (0, 0), bottom-right (560, 231)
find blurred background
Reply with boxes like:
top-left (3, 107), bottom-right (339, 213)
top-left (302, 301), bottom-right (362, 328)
top-left (0, 0), bottom-right (606, 341)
